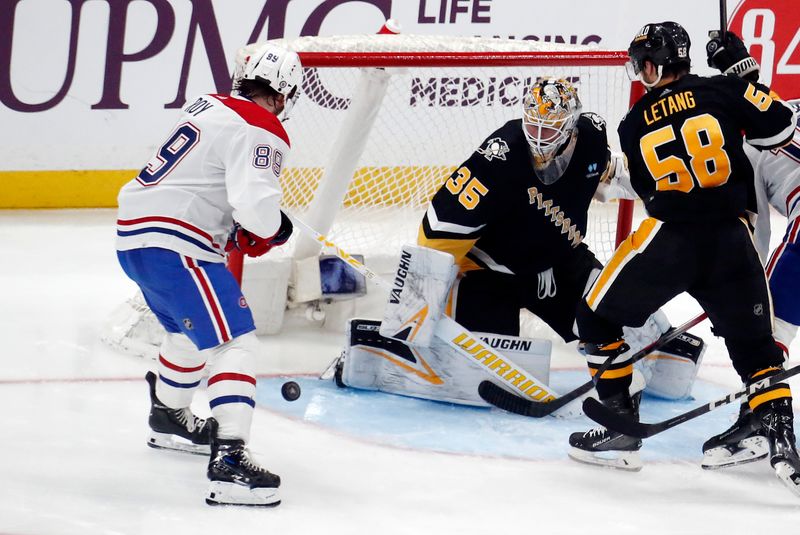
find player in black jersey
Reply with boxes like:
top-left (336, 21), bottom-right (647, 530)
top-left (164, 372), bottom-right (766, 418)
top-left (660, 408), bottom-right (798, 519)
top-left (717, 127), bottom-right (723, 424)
top-left (329, 78), bottom-right (706, 410)
top-left (417, 78), bottom-right (613, 340)
top-left (568, 21), bottom-right (800, 496)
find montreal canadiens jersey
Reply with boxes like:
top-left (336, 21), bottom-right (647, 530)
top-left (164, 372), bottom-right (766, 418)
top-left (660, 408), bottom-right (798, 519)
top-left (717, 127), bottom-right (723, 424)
top-left (619, 74), bottom-right (796, 223)
top-left (116, 93), bottom-right (290, 263)
top-left (751, 104), bottom-right (800, 261)
top-left (418, 114), bottom-right (610, 276)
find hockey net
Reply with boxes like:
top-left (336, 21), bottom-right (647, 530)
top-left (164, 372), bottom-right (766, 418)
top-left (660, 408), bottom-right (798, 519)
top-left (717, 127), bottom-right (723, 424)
top-left (236, 35), bottom-right (635, 274)
top-left (103, 34), bottom-right (638, 356)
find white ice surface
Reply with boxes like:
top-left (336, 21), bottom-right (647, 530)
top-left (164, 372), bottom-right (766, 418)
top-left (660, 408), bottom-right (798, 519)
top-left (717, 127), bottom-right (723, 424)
top-left (2, 209), bottom-right (800, 535)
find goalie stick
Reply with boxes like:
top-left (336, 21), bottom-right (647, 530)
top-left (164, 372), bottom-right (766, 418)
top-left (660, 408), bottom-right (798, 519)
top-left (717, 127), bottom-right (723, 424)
top-left (477, 313), bottom-right (707, 418)
top-left (583, 364), bottom-right (800, 439)
top-left (287, 215), bottom-right (567, 409)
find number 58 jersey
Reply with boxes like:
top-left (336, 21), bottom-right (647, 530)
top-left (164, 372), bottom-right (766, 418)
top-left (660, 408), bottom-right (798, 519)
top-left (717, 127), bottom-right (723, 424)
top-left (618, 74), bottom-right (796, 222)
top-left (116, 94), bottom-right (290, 263)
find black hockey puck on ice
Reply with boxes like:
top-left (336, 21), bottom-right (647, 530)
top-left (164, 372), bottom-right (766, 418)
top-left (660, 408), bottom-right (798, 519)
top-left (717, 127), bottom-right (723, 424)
top-left (281, 381), bottom-right (301, 401)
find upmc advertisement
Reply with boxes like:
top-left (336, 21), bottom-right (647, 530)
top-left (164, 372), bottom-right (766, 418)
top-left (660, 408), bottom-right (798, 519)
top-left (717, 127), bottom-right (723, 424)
top-left (1, 0), bottom-right (797, 207)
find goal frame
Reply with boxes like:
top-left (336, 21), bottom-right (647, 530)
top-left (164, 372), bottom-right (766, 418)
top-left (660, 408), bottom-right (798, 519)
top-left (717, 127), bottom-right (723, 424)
top-left (227, 47), bottom-right (643, 284)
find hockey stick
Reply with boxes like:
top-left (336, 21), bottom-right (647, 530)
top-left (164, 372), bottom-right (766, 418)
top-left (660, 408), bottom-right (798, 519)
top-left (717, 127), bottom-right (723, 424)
top-left (287, 215), bottom-right (565, 406)
top-left (478, 312), bottom-right (708, 418)
top-left (583, 363), bottom-right (800, 439)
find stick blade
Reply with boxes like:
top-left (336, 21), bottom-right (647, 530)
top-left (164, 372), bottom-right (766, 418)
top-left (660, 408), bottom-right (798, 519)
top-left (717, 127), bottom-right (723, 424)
top-left (582, 398), bottom-right (652, 439)
top-left (478, 380), bottom-right (536, 416)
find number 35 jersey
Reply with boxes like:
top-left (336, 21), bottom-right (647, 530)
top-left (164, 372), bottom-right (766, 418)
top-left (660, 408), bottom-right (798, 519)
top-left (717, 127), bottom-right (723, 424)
top-left (116, 94), bottom-right (290, 263)
top-left (618, 74), bottom-right (797, 223)
top-left (418, 114), bottom-right (610, 277)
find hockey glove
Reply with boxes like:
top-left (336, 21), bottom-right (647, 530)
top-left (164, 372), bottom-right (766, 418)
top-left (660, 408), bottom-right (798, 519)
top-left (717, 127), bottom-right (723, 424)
top-left (706, 31), bottom-right (760, 82)
top-left (225, 211), bottom-right (293, 257)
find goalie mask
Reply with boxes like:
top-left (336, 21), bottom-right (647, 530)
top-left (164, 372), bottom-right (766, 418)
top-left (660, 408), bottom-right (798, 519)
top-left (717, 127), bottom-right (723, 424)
top-left (522, 78), bottom-right (582, 185)
top-left (232, 42), bottom-right (303, 121)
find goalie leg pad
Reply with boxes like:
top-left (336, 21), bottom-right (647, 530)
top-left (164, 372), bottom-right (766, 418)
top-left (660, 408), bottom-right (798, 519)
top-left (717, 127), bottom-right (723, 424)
top-left (340, 319), bottom-right (551, 406)
top-left (636, 330), bottom-right (706, 400)
top-left (379, 245), bottom-right (458, 347)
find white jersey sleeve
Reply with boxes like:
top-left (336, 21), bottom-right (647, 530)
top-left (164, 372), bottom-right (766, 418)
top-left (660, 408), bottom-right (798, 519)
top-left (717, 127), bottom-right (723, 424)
top-left (748, 114), bottom-right (800, 262)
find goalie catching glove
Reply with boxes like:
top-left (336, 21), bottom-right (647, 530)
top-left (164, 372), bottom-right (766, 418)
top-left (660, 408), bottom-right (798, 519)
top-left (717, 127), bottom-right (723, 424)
top-left (225, 211), bottom-right (293, 258)
top-left (706, 31), bottom-right (760, 82)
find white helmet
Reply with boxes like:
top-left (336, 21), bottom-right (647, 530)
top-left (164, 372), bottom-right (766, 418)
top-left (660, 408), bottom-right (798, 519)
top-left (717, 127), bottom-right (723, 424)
top-left (232, 42), bottom-right (302, 119)
top-left (522, 78), bottom-right (582, 177)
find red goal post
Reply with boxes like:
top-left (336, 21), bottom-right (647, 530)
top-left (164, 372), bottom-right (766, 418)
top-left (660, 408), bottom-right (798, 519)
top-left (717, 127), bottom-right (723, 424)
top-left (228, 36), bottom-right (641, 305)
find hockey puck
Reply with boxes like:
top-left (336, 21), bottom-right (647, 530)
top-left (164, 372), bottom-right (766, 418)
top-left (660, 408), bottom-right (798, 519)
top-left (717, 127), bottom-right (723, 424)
top-left (281, 381), bottom-right (301, 401)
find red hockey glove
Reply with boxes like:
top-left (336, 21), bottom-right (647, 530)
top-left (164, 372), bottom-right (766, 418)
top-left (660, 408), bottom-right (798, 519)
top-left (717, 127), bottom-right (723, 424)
top-left (225, 212), bottom-right (293, 258)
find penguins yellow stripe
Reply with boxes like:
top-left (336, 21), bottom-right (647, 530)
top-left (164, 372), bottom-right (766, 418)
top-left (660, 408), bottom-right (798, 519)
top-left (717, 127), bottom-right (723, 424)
top-left (749, 388), bottom-right (792, 411)
top-left (586, 217), bottom-right (660, 309)
top-left (751, 366), bottom-right (782, 379)
top-left (590, 364), bottom-right (633, 379)
top-left (602, 340), bottom-right (627, 351)
top-left (417, 230), bottom-right (477, 265)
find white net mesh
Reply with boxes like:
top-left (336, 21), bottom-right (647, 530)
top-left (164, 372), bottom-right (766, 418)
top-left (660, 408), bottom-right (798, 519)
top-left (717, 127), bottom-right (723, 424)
top-left (261, 35), bottom-right (632, 268)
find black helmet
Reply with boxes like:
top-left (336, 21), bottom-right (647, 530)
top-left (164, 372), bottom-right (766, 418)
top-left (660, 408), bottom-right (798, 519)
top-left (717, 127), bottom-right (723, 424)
top-left (628, 21), bottom-right (691, 74)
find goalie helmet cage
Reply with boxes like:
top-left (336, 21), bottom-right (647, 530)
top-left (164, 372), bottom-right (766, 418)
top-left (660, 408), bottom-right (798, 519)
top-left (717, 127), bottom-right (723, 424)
top-left (227, 35), bottom-right (641, 295)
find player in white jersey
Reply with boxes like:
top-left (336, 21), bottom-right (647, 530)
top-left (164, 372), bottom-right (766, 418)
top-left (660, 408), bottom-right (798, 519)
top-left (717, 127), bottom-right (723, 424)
top-left (702, 98), bottom-right (800, 470)
top-left (116, 42), bottom-right (301, 507)
top-left (752, 99), bottom-right (800, 356)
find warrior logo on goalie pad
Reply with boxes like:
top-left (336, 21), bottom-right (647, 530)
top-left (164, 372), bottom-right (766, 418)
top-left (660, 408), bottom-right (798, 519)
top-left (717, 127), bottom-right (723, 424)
top-left (451, 332), bottom-right (556, 402)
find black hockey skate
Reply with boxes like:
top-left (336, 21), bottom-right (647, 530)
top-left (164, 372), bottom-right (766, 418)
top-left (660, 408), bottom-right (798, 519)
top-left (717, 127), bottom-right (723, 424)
top-left (758, 398), bottom-right (800, 498)
top-left (146, 371), bottom-right (214, 455)
top-left (569, 391), bottom-right (643, 471)
top-left (206, 423), bottom-right (281, 507)
top-left (701, 402), bottom-right (768, 470)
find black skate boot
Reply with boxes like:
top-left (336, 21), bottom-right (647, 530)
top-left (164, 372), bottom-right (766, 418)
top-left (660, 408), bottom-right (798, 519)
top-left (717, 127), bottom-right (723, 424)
top-left (701, 402), bottom-right (767, 470)
top-left (206, 423), bottom-right (281, 507)
top-left (568, 391), bottom-right (643, 471)
top-left (757, 398), bottom-right (800, 498)
top-left (146, 371), bottom-right (214, 455)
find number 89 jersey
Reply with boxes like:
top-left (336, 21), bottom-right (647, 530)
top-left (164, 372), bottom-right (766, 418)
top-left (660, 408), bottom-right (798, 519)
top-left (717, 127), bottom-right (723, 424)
top-left (618, 74), bottom-right (796, 222)
top-left (116, 94), bottom-right (290, 263)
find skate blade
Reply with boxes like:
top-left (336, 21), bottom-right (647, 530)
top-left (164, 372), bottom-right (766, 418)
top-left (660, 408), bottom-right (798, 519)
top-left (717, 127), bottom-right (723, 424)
top-left (206, 481), bottom-right (281, 507)
top-left (147, 432), bottom-right (210, 455)
top-left (319, 352), bottom-right (342, 381)
top-left (774, 461), bottom-right (800, 498)
top-left (568, 447), bottom-right (642, 472)
top-left (701, 437), bottom-right (769, 470)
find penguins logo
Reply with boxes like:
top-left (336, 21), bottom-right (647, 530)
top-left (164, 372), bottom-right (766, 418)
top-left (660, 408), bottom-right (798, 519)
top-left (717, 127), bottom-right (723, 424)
top-left (477, 137), bottom-right (510, 161)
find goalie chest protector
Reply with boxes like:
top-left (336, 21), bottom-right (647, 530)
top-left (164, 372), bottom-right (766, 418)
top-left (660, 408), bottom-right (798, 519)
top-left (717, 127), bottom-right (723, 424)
top-left (422, 114), bottom-right (610, 276)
